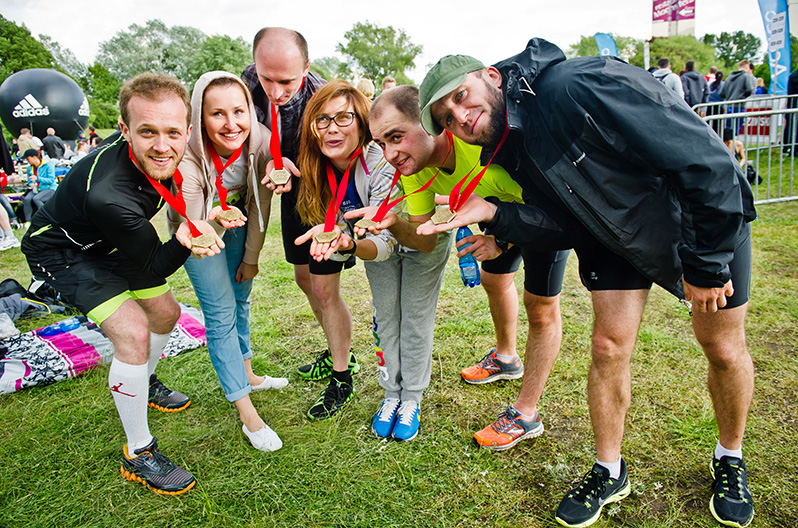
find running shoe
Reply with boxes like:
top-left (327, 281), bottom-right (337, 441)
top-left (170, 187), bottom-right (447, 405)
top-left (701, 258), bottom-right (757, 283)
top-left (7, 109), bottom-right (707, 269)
top-left (473, 406), bottom-right (544, 451)
top-left (297, 349), bottom-right (360, 380)
top-left (0, 236), bottom-right (20, 250)
top-left (120, 437), bottom-right (195, 495)
top-left (371, 398), bottom-right (400, 438)
top-left (392, 401), bottom-right (420, 441)
top-left (460, 349), bottom-right (524, 384)
top-left (148, 373), bottom-right (191, 412)
top-left (555, 459), bottom-right (630, 527)
top-left (709, 456), bottom-right (754, 527)
top-left (307, 378), bottom-right (354, 421)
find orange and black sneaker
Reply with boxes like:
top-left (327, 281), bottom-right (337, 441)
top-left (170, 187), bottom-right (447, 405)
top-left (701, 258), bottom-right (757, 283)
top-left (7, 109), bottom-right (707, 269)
top-left (461, 349), bottom-right (524, 385)
top-left (148, 374), bottom-right (191, 412)
top-left (473, 406), bottom-right (544, 451)
top-left (120, 437), bottom-right (196, 495)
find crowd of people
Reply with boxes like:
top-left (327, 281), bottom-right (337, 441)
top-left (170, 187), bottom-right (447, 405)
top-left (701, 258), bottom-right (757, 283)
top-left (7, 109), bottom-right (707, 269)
top-left (3, 26), bottom-right (758, 528)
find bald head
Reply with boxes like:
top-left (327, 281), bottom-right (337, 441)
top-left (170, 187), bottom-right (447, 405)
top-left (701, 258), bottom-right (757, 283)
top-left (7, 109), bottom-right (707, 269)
top-left (252, 27), bottom-right (310, 106)
top-left (46, 127), bottom-right (56, 135)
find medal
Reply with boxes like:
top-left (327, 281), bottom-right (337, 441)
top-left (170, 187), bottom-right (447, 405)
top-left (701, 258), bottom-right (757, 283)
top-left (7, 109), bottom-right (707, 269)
top-left (313, 230), bottom-right (338, 244)
top-left (431, 208), bottom-right (457, 225)
top-left (208, 140), bottom-right (245, 222)
top-left (215, 205), bottom-right (243, 223)
top-left (354, 218), bottom-right (378, 229)
top-left (191, 232), bottom-right (216, 248)
top-left (269, 167), bottom-right (291, 186)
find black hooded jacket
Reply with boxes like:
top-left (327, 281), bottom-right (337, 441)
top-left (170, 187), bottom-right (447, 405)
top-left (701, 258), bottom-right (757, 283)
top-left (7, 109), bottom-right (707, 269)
top-left (481, 39), bottom-right (756, 298)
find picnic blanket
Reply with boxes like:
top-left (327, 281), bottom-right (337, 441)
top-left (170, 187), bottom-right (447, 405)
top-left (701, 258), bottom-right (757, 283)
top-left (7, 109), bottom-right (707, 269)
top-left (0, 304), bottom-right (205, 395)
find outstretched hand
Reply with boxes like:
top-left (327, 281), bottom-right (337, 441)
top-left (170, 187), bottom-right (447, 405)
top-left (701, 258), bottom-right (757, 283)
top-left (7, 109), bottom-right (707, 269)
top-left (343, 206), bottom-right (397, 237)
top-left (208, 205), bottom-right (247, 229)
top-left (295, 224), bottom-right (352, 262)
top-left (262, 157), bottom-right (300, 194)
top-left (175, 220), bottom-right (224, 257)
top-left (416, 194), bottom-right (497, 236)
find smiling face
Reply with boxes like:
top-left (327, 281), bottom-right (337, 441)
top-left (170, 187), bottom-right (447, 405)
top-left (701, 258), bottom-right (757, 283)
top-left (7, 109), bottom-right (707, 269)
top-left (202, 84), bottom-right (251, 157)
top-left (119, 94), bottom-right (191, 180)
top-left (430, 68), bottom-right (506, 149)
top-left (316, 96), bottom-right (360, 170)
top-left (370, 105), bottom-right (436, 176)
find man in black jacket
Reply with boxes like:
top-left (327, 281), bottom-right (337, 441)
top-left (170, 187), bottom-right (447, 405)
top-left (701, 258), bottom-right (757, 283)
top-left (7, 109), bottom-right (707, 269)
top-left (682, 60), bottom-right (709, 108)
top-left (418, 41), bottom-right (756, 528)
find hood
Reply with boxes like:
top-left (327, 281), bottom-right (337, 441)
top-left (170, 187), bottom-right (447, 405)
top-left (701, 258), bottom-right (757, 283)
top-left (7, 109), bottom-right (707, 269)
top-left (493, 38), bottom-right (567, 93)
top-left (682, 70), bottom-right (703, 81)
top-left (652, 68), bottom-right (673, 79)
top-left (726, 70), bottom-right (746, 82)
top-left (186, 71), bottom-right (264, 164)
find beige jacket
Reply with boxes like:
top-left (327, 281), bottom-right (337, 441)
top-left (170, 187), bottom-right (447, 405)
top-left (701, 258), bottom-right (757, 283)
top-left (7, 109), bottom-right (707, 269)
top-left (168, 71), bottom-right (273, 265)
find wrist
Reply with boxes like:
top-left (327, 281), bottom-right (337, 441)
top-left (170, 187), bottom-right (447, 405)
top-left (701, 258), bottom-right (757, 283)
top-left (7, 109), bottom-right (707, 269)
top-left (338, 239), bottom-right (357, 256)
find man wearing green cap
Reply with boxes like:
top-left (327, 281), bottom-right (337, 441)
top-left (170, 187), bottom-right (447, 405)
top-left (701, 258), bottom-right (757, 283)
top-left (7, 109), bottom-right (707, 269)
top-left (417, 39), bottom-right (756, 528)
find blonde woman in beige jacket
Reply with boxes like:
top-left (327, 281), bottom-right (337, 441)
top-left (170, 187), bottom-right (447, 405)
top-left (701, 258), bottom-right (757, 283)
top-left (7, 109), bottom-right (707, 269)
top-left (168, 71), bottom-right (284, 452)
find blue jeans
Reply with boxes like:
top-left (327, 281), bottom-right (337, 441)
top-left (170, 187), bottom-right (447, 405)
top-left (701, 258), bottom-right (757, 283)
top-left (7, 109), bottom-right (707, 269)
top-left (184, 226), bottom-right (253, 402)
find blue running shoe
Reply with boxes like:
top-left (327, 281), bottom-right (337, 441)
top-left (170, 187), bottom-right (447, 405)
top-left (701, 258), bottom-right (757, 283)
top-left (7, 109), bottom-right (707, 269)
top-left (372, 398), bottom-right (400, 438)
top-left (392, 401), bottom-right (420, 441)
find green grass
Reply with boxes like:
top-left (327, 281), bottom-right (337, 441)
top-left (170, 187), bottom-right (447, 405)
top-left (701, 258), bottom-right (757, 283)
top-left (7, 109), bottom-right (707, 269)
top-left (0, 199), bottom-right (796, 528)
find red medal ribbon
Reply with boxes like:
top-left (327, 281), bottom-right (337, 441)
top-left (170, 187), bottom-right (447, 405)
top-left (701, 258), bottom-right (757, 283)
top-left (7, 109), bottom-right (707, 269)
top-left (323, 147), bottom-right (362, 232)
top-left (207, 141), bottom-right (244, 210)
top-left (371, 131), bottom-right (454, 222)
top-left (128, 145), bottom-right (203, 237)
top-left (447, 124), bottom-right (509, 213)
top-left (269, 104), bottom-right (284, 170)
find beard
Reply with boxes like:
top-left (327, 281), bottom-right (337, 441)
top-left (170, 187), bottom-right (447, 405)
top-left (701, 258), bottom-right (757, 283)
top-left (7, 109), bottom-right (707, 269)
top-left (475, 84), bottom-right (507, 150)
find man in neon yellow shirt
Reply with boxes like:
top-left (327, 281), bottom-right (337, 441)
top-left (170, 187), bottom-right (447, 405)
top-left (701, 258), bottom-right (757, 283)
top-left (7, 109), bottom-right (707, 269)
top-left (361, 85), bottom-right (569, 450)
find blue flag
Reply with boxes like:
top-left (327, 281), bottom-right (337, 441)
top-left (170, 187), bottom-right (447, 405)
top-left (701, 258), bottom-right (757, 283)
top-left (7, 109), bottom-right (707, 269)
top-left (594, 33), bottom-right (618, 58)
top-left (758, 0), bottom-right (791, 95)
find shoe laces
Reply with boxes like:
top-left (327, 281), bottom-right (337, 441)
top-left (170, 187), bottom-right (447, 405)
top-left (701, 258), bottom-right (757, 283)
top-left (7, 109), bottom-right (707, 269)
top-left (396, 402), bottom-right (418, 426)
top-left (134, 441), bottom-right (175, 473)
top-left (569, 467), bottom-right (609, 503)
top-left (491, 407), bottom-right (521, 433)
top-left (377, 399), bottom-right (400, 422)
top-left (714, 459), bottom-right (748, 501)
top-left (476, 350), bottom-right (499, 370)
top-left (150, 376), bottom-right (171, 397)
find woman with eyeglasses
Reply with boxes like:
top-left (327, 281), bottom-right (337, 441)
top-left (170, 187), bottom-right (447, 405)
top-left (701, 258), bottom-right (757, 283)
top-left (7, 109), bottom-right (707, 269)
top-left (294, 80), bottom-right (398, 421)
top-left (168, 71), bottom-right (287, 452)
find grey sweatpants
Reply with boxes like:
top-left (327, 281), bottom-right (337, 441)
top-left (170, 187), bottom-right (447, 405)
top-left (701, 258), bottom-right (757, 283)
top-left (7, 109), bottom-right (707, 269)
top-left (364, 231), bottom-right (452, 403)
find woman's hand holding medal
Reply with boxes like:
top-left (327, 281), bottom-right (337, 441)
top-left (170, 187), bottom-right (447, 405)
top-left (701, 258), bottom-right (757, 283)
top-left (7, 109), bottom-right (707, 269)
top-left (262, 157), bottom-right (300, 194)
top-left (295, 224), bottom-right (351, 262)
top-left (209, 204), bottom-right (247, 229)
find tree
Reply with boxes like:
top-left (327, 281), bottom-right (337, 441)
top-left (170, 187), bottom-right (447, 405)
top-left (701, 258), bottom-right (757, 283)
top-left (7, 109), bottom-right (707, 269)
top-left (96, 19), bottom-right (206, 85)
top-left (186, 35), bottom-right (252, 91)
top-left (78, 63), bottom-right (122, 129)
top-left (336, 22), bottom-right (422, 86)
top-left (39, 34), bottom-right (86, 81)
top-left (0, 15), bottom-right (57, 84)
top-left (628, 35), bottom-right (716, 72)
top-left (701, 31), bottom-right (762, 70)
top-left (566, 34), bottom-right (642, 63)
top-left (311, 56), bottom-right (347, 81)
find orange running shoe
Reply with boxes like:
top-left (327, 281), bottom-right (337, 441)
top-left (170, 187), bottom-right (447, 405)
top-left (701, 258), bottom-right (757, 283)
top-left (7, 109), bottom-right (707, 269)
top-left (473, 406), bottom-right (543, 451)
top-left (461, 349), bottom-right (523, 384)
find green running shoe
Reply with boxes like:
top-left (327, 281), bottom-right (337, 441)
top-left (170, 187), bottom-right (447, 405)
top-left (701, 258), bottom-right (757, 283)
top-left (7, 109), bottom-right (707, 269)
top-left (555, 459), bottom-right (630, 527)
top-left (297, 349), bottom-right (360, 380)
top-left (307, 378), bottom-right (354, 421)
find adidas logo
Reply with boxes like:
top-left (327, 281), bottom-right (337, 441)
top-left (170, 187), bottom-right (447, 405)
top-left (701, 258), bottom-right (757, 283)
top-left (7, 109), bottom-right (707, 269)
top-left (78, 97), bottom-right (90, 117)
top-left (12, 94), bottom-right (50, 118)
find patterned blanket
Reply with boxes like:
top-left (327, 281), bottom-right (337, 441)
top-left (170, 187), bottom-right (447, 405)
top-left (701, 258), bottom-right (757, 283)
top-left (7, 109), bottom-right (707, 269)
top-left (0, 304), bottom-right (206, 395)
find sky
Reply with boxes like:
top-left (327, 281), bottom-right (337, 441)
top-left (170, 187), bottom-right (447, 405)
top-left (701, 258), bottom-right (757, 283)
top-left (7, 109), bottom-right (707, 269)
top-left (1, 0), bottom-right (769, 83)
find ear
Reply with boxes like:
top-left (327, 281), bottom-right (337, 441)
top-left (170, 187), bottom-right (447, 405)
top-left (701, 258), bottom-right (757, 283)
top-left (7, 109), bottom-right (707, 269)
top-left (118, 117), bottom-right (129, 142)
top-left (485, 67), bottom-right (503, 89)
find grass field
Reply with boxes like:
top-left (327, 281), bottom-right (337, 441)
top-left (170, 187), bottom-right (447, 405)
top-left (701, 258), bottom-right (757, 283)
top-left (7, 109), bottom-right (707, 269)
top-left (0, 198), bottom-right (796, 528)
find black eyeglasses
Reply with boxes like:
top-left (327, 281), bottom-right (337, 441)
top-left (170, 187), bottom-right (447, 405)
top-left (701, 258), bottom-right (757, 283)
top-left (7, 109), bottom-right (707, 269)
top-left (316, 111), bottom-right (356, 130)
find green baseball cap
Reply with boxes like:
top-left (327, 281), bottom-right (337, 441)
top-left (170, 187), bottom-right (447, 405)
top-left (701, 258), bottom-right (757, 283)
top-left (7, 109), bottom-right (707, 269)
top-left (419, 54), bottom-right (485, 136)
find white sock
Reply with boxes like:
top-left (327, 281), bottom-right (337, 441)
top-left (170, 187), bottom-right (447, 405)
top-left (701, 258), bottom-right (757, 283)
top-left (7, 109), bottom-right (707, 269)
top-left (495, 352), bottom-right (519, 363)
top-left (108, 358), bottom-right (152, 454)
top-left (147, 332), bottom-right (171, 377)
top-left (596, 456), bottom-right (622, 479)
top-left (715, 441), bottom-right (743, 461)
top-left (3, 231), bottom-right (12, 239)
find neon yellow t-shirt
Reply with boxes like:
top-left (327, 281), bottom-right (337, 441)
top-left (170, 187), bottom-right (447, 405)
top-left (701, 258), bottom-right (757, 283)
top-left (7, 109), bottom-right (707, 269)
top-left (402, 136), bottom-right (523, 217)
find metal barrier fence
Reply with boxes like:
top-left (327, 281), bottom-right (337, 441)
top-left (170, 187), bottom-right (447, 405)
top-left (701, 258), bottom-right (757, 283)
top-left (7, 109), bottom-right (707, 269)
top-left (694, 95), bottom-right (798, 205)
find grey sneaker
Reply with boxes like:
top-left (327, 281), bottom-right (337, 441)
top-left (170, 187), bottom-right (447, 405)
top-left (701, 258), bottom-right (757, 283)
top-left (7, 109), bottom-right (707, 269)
top-left (120, 437), bottom-right (195, 495)
top-left (148, 373), bottom-right (191, 412)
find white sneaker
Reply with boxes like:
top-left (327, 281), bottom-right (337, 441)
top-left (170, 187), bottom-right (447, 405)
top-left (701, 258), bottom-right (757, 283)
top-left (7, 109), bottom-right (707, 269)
top-left (0, 237), bottom-right (19, 251)
top-left (242, 423), bottom-right (282, 452)
top-left (251, 374), bottom-right (289, 391)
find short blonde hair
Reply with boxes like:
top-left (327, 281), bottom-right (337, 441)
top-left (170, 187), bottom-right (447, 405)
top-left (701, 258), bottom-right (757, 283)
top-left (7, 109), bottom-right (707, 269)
top-left (119, 72), bottom-right (190, 126)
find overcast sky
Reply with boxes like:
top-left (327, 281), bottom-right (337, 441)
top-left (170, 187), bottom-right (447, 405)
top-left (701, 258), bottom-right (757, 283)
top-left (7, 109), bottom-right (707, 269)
top-left (2, 0), bottom-right (768, 83)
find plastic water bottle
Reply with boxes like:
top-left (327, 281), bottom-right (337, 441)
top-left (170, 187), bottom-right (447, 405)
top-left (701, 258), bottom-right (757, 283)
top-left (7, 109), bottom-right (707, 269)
top-left (39, 317), bottom-right (81, 336)
top-left (456, 226), bottom-right (481, 288)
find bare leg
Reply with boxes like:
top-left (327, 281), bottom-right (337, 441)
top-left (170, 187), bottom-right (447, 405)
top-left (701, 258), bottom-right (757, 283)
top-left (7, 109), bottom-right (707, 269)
top-left (295, 263), bottom-right (324, 326)
top-left (692, 304), bottom-right (753, 450)
top-left (481, 271), bottom-right (519, 356)
top-left (513, 292), bottom-right (562, 417)
top-left (234, 394), bottom-right (266, 432)
top-left (310, 273), bottom-right (351, 372)
top-left (589, 289), bottom-right (649, 463)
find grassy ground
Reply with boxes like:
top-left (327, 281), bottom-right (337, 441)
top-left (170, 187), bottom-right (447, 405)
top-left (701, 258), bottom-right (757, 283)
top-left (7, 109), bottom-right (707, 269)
top-left (0, 198), bottom-right (796, 528)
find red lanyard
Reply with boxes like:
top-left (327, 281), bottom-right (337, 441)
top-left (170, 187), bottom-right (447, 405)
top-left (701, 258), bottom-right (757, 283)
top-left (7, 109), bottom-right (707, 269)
top-left (447, 124), bottom-right (509, 213)
top-left (128, 145), bottom-right (203, 237)
top-left (323, 148), bottom-right (362, 232)
top-left (371, 131), bottom-right (454, 222)
top-left (207, 140), bottom-right (243, 210)
top-left (268, 76), bottom-right (305, 171)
